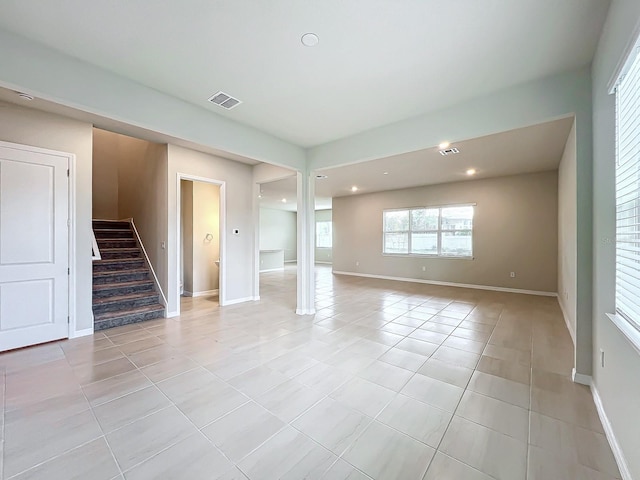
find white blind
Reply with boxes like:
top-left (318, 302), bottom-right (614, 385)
top-left (616, 45), bottom-right (640, 330)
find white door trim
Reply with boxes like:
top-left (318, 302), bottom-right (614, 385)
top-left (175, 173), bottom-right (226, 315)
top-left (0, 140), bottom-right (77, 340)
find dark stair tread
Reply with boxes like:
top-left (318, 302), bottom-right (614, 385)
top-left (94, 258), bottom-right (144, 265)
top-left (99, 248), bottom-right (140, 253)
top-left (94, 304), bottom-right (164, 321)
top-left (93, 268), bottom-right (148, 277)
top-left (93, 292), bottom-right (158, 306)
top-left (93, 228), bottom-right (131, 232)
top-left (93, 280), bottom-right (154, 291)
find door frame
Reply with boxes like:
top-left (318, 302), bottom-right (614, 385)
top-left (175, 173), bottom-right (226, 313)
top-left (0, 140), bottom-right (77, 340)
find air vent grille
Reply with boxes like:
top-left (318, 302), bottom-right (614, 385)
top-left (208, 91), bottom-right (242, 110)
top-left (439, 147), bottom-right (460, 156)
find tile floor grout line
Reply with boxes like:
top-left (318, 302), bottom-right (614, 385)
top-left (420, 307), bottom-right (501, 478)
top-left (60, 342), bottom-right (126, 479)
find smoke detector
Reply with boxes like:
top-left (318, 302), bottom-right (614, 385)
top-left (439, 147), bottom-right (460, 156)
top-left (208, 91), bottom-right (242, 110)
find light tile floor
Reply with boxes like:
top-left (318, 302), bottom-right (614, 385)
top-left (0, 265), bottom-right (621, 480)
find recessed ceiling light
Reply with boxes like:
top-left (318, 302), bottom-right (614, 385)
top-left (258, 194), bottom-right (262, 198)
top-left (281, 198), bottom-right (287, 203)
top-left (383, 172), bottom-right (389, 175)
top-left (17, 92), bottom-right (34, 101)
top-left (351, 186), bottom-right (358, 192)
top-left (301, 33), bottom-right (319, 47)
top-left (316, 174), bottom-right (328, 179)
top-left (466, 169), bottom-right (476, 175)
top-left (438, 141), bottom-right (450, 149)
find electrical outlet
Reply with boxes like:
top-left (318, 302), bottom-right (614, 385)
top-left (356, 261), bottom-right (360, 266)
top-left (161, 241), bottom-right (166, 249)
top-left (510, 272), bottom-right (516, 278)
top-left (422, 266), bottom-right (426, 272)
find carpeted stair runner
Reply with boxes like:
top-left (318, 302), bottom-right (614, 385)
top-left (92, 220), bottom-right (164, 331)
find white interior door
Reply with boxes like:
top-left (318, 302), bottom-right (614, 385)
top-left (0, 142), bottom-right (69, 352)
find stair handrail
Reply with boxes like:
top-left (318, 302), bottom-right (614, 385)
top-left (128, 218), bottom-right (168, 311)
top-left (91, 227), bottom-right (101, 261)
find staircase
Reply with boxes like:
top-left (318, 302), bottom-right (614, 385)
top-left (92, 220), bottom-right (165, 331)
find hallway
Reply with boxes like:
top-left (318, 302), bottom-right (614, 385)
top-left (0, 266), bottom-right (619, 479)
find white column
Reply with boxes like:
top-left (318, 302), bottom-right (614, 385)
top-left (296, 169), bottom-right (315, 315)
top-left (252, 180), bottom-right (261, 301)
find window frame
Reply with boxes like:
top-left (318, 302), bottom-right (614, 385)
top-left (611, 37), bottom-right (640, 354)
top-left (382, 204), bottom-right (475, 259)
top-left (315, 220), bottom-right (332, 249)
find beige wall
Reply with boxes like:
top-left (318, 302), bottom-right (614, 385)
top-left (315, 209), bottom-right (333, 264)
top-left (180, 180), bottom-right (194, 293)
top-left (191, 182), bottom-right (220, 293)
top-left (558, 121), bottom-right (577, 342)
top-left (333, 171), bottom-right (559, 293)
top-left (260, 208), bottom-right (297, 263)
top-left (167, 144), bottom-right (254, 313)
top-left (0, 101), bottom-right (93, 332)
top-left (92, 129), bottom-right (119, 219)
top-left (94, 129), bottom-right (170, 300)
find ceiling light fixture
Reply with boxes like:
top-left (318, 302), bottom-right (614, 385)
top-left (466, 169), bottom-right (476, 175)
top-left (281, 198), bottom-right (287, 203)
top-left (351, 186), bottom-right (358, 192)
top-left (383, 172), bottom-right (389, 175)
top-left (258, 194), bottom-right (262, 198)
top-left (17, 92), bottom-right (34, 101)
top-left (301, 33), bottom-right (319, 47)
top-left (438, 141), bottom-right (450, 150)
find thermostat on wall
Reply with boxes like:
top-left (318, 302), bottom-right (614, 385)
top-left (232, 229), bottom-right (239, 235)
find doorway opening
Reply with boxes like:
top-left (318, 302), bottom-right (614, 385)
top-left (180, 179), bottom-right (221, 311)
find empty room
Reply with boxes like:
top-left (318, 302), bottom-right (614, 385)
top-left (0, 1), bottom-right (639, 479)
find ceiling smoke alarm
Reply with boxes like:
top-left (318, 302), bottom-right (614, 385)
top-left (208, 91), bottom-right (242, 110)
top-left (439, 147), bottom-right (460, 156)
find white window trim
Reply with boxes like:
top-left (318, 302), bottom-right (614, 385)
top-left (315, 220), bottom-right (332, 249)
top-left (382, 203), bottom-right (475, 259)
top-left (606, 313), bottom-right (640, 357)
top-left (610, 30), bottom-right (640, 352)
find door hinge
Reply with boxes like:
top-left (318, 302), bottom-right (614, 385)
top-left (67, 169), bottom-right (70, 177)
top-left (67, 267), bottom-right (70, 275)
top-left (67, 316), bottom-right (70, 324)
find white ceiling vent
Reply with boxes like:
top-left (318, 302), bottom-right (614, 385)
top-left (208, 91), bottom-right (242, 110)
top-left (439, 147), bottom-right (460, 156)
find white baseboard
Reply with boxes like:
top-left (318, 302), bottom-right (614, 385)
top-left (332, 271), bottom-right (558, 297)
top-left (284, 260), bottom-right (297, 264)
top-left (259, 267), bottom-right (284, 273)
top-left (315, 261), bottom-right (332, 265)
top-left (223, 296), bottom-right (259, 306)
top-left (166, 310), bottom-right (179, 318)
top-left (296, 308), bottom-right (316, 315)
top-left (571, 368), bottom-right (592, 386)
top-left (71, 327), bottom-right (94, 338)
top-left (558, 297), bottom-right (577, 346)
top-left (592, 384), bottom-right (632, 480)
top-left (183, 289), bottom-right (219, 298)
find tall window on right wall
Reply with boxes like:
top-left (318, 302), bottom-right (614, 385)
top-left (614, 42), bottom-right (640, 334)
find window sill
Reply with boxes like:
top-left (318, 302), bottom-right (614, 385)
top-left (382, 253), bottom-right (474, 260)
top-left (606, 313), bottom-right (640, 356)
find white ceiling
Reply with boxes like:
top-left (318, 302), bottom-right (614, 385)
top-left (260, 116), bottom-right (574, 211)
top-left (0, 0), bottom-right (609, 147)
